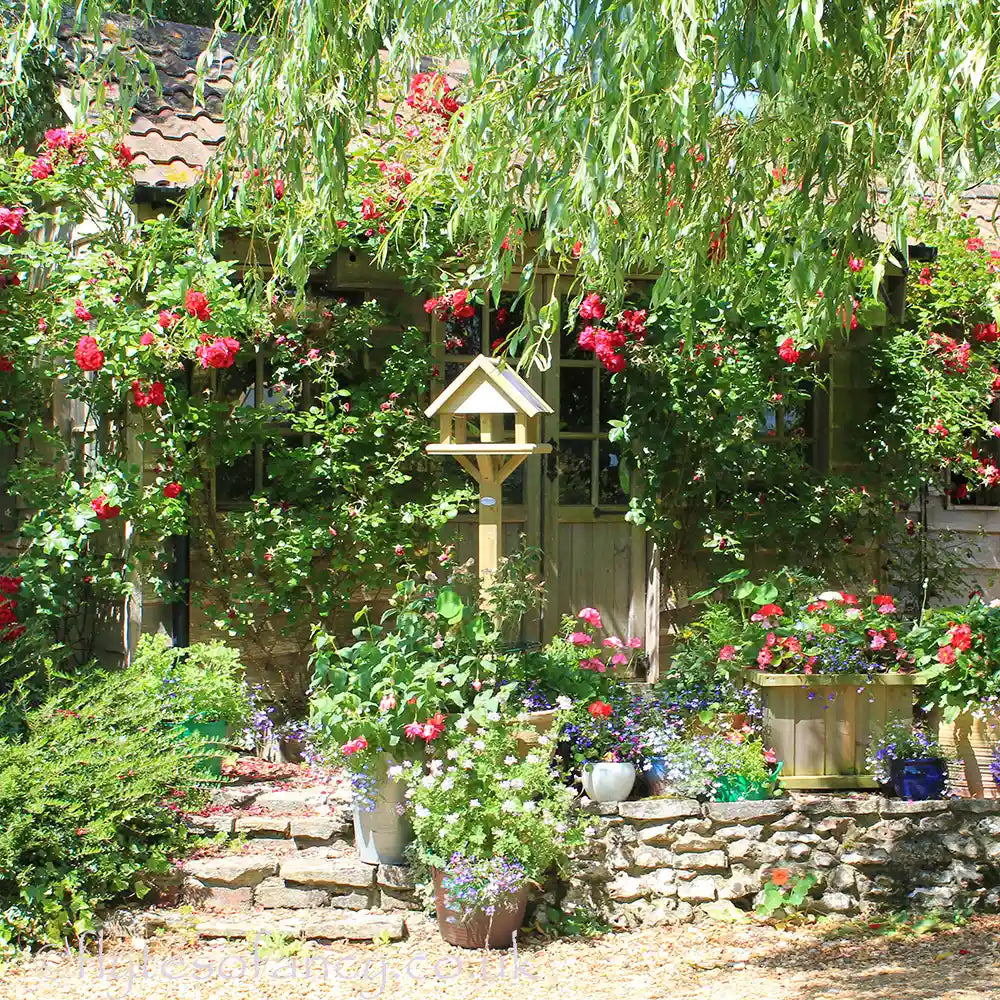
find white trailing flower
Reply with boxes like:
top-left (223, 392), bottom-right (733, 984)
top-left (415, 805), bottom-right (430, 818)
top-left (387, 765), bottom-right (403, 780)
top-left (556, 695), bottom-right (573, 711)
top-left (446, 748), bottom-right (459, 759)
top-left (455, 717), bottom-right (470, 731)
top-left (504, 755), bottom-right (517, 766)
top-left (501, 799), bottom-right (519, 813)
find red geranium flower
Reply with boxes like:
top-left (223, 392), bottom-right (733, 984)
top-left (588, 700), bottom-right (612, 717)
top-left (163, 482), bottom-right (183, 499)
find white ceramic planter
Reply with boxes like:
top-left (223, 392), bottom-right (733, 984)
top-left (353, 770), bottom-right (413, 865)
top-left (581, 761), bottom-right (636, 803)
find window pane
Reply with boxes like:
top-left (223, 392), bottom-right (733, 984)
top-left (216, 453), bottom-right (256, 506)
top-left (600, 371), bottom-right (627, 423)
top-left (217, 358), bottom-right (256, 406)
top-left (558, 439), bottom-right (592, 504)
top-left (502, 462), bottom-right (525, 504)
top-left (444, 311), bottom-right (482, 355)
top-left (560, 366), bottom-right (594, 432)
top-left (598, 440), bottom-right (628, 505)
top-left (560, 297), bottom-right (588, 359)
top-left (491, 292), bottom-right (523, 353)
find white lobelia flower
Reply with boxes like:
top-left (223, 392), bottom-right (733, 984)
top-left (415, 805), bottom-right (430, 818)
top-left (522, 800), bottom-right (536, 812)
top-left (462, 759), bottom-right (474, 770)
top-left (447, 748), bottom-right (459, 759)
top-left (444, 812), bottom-right (459, 825)
top-left (441, 776), bottom-right (454, 791)
top-left (525, 753), bottom-right (540, 764)
top-left (455, 717), bottom-right (470, 731)
top-left (537, 734), bottom-right (551, 745)
top-left (509, 778), bottom-right (524, 790)
top-left (469, 798), bottom-right (481, 808)
top-left (556, 695), bottom-right (573, 711)
top-left (555, 822), bottom-right (567, 833)
top-left (428, 759), bottom-right (444, 775)
top-left (388, 765), bottom-right (403, 780)
top-left (473, 739), bottom-right (486, 751)
top-left (421, 775), bottom-right (436, 788)
top-left (501, 799), bottom-right (519, 813)
top-left (504, 755), bottom-right (517, 766)
top-left (487, 711), bottom-right (501, 722)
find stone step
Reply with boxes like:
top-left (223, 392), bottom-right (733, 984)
top-left (192, 911), bottom-right (407, 942)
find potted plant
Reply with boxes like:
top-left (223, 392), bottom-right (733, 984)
top-left (865, 719), bottom-right (948, 800)
top-left (706, 732), bottom-right (782, 801)
top-left (908, 596), bottom-right (1000, 797)
top-left (561, 685), bottom-right (646, 802)
top-left (503, 607), bottom-right (642, 753)
top-left (309, 576), bottom-right (512, 864)
top-left (136, 634), bottom-right (251, 778)
top-left (686, 578), bottom-right (924, 788)
top-left (404, 724), bottom-right (582, 948)
top-left (641, 729), bottom-right (716, 798)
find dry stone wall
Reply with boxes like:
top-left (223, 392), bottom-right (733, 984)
top-left (561, 795), bottom-right (1000, 927)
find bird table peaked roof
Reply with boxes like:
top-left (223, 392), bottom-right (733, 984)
top-left (424, 356), bottom-right (552, 419)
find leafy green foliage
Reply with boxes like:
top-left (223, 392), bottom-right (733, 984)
top-left (755, 871), bottom-right (818, 921)
top-left (910, 598), bottom-right (1000, 720)
top-left (309, 574), bottom-right (513, 766)
top-left (403, 724), bottom-right (584, 884)
top-left (134, 633), bottom-right (251, 724)
top-left (0, 667), bottom-right (207, 952)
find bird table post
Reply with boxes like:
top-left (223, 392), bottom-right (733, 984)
top-left (425, 356), bottom-right (552, 608)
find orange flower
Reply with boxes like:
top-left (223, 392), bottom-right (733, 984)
top-left (770, 868), bottom-right (791, 886)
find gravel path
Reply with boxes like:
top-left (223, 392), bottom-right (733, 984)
top-left (3, 912), bottom-right (1000, 1000)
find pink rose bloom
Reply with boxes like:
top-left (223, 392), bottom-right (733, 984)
top-left (626, 637), bottom-right (642, 649)
top-left (602, 636), bottom-right (623, 648)
top-left (610, 652), bottom-right (628, 666)
top-left (567, 631), bottom-right (593, 646)
top-left (578, 607), bottom-right (603, 629)
top-left (379, 694), bottom-right (397, 712)
top-left (341, 737), bottom-right (368, 756)
top-left (718, 644), bottom-right (737, 661)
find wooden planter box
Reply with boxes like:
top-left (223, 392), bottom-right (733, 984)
top-left (746, 670), bottom-right (926, 789)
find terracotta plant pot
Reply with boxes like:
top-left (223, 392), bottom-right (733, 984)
top-left (934, 710), bottom-right (1000, 798)
top-left (353, 768), bottom-right (413, 865)
top-left (581, 761), bottom-right (636, 802)
top-left (432, 869), bottom-right (529, 949)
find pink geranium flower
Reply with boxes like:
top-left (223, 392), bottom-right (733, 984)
top-left (568, 631), bottom-right (593, 646)
top-left (602, 636), bottom-right (623, 648)
top-left (718, 644), bottom-right (737, 661)
top-left (341, 737), bottom-right (368, 756)
top-left (578, 607), bottom-right (603, 629)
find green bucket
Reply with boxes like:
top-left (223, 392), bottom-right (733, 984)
top-left (172, 719), bottom-right (228, 778)
top-left (714, 763), bottom-right (783, 802)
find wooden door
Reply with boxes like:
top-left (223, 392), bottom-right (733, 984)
top-left (539, 277), bottom-right (648, 651)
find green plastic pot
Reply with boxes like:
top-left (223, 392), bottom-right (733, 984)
top-left (714, 763), bottom-right (783, 802)
top-left (172, 719), bottom-right (229, 778)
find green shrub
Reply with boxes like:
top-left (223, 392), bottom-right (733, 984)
top-left (0, 667), bottom-right (208, 953)
top-left (134, 633), bottom-right (251, 726)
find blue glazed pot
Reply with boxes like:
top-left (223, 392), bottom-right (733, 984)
top-left (890, 757), bottom-right (947, 801)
